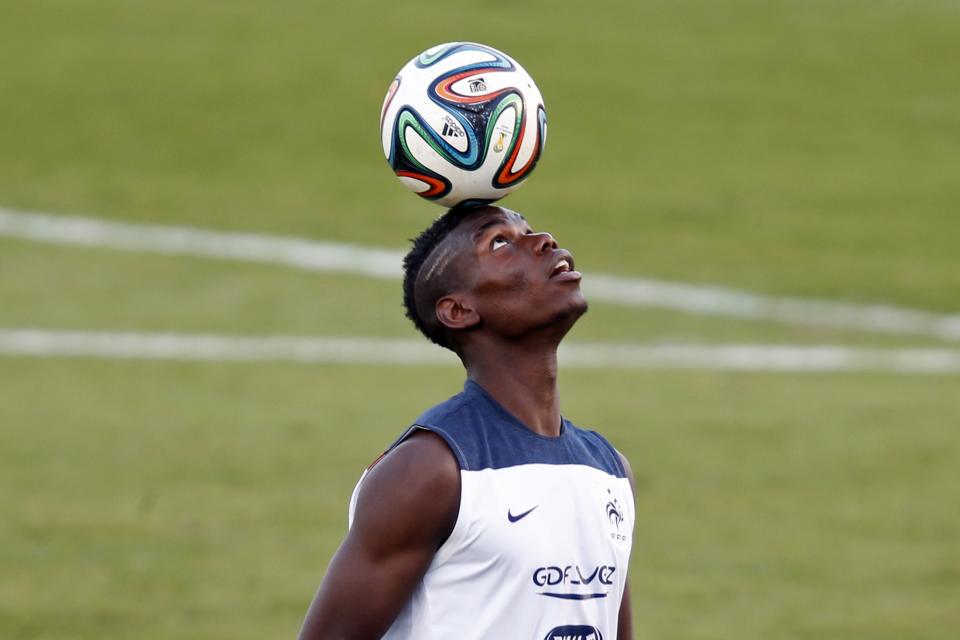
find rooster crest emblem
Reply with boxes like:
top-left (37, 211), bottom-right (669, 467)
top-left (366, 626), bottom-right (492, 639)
top-left (605, 489), bottom-right (623, 530)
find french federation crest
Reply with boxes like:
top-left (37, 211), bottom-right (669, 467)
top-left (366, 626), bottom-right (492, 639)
top-left (602, 487), bottom-right (629, 545)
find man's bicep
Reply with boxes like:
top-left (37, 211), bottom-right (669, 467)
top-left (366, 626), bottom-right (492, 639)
top-left (617, 578), bottom-right (633, 640)
top-left (299, 525), bottom-right (435, 638)
top-left (615, 449), bottom-right (635, 640)
top-left (298, 431), bottom-right (460, 639)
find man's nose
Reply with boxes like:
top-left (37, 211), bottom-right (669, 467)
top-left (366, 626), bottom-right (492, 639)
top-left (529, 232), bottom-right (558, 254)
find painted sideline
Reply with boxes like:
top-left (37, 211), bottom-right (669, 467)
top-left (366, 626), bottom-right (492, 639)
top-left (2, 207), bottom-right (959, 342)
top-left (1, 329), bottom-right (959, 373)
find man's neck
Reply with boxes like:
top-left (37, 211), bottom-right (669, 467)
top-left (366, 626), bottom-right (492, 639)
top-left (465, 341), bottom-right (563, 438)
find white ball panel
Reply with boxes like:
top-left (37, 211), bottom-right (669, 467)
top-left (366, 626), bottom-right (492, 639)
top-left (510, 107), bottom-right (540, 174)
top-left (397, 175), bottom-right (433, 194)
top-left (403, 126), bottom-right (459, 177)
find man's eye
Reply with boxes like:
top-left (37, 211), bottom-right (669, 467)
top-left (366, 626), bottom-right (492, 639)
top-left (491, 236), bottom-right (509, 251)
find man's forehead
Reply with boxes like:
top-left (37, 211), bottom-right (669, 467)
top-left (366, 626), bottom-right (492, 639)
top-left (463, 206), bottom-right (528, 237)
top-left (418, 207), bottom-right (528, 287)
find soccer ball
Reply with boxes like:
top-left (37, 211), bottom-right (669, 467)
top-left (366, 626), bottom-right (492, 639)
top-left (379, 42), bottom-right (547, 208)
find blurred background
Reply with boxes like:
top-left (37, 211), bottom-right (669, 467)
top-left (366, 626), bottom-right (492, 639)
top-left (1, 0), bottom-right (958, 638)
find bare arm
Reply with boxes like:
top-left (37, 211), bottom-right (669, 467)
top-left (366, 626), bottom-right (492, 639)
top-left (617, 450), bottom-right (636, 640)
top-left (298, 430), bottom-right (460, 640)
top-left (618, 580), bottom-right (633, 640)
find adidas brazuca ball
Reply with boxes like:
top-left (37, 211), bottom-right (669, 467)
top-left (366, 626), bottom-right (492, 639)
top-left (379, 42), bottom-right (547, 208)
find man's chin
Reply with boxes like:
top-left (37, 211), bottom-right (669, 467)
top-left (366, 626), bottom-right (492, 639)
top-left (567, 292), bottom-right (589, 319)
top-left (575, 294), bottom-right (589, 314)
top-left (544, 297), bottom-right (588, 338)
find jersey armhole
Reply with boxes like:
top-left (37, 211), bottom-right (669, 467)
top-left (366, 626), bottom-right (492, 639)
top-left (590, 429), bottom-right (627, 479)
top-left (386, 423), bottom-right (469, 471)
top-left (353, 424), bottom-right (466, 552)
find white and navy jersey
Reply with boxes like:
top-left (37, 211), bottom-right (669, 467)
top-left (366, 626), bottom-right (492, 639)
top-left (349, 380), bottom-right (634, 640)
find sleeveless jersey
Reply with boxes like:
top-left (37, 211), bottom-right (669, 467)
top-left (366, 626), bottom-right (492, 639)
top-left (348, 380), bottom-right (634, 640)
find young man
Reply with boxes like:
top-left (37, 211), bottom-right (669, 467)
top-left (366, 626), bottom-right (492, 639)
top-left (299, 205), bottom-right (635, 639)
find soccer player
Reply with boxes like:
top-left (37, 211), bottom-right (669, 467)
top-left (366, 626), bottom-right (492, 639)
top-left (298, 205), bottom-right (634, 639)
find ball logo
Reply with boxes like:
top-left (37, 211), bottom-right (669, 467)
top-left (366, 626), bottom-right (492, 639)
top-left (440, 115), bottom-right (465, 139)
top-left (468, 78), bottom-right (487, 93)
top-left (493, 132), bottom-right (507, 153)
top-left (543, 625), bottom-right (603, 640)
top-left (493, 124), bottom-right (513, 154)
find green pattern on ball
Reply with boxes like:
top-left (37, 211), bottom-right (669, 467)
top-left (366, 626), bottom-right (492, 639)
top-left (396, 110), bottom-right (457, 172)
top-left (417, 43), bottom-right (459, 67)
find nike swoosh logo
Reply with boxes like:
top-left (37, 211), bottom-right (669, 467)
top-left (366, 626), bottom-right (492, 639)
top-left (507, 505), bottom-right (538, 523)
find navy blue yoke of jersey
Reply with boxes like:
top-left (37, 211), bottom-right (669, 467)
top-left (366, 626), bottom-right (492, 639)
top-left (391, 379), bottom-right (626, 477)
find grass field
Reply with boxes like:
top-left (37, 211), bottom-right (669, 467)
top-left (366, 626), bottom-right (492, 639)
top-left (1, 0), bottom-right (959, 638)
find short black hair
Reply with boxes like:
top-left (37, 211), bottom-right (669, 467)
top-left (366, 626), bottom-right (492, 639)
top-left (402, 205), bottom-right (479, 351)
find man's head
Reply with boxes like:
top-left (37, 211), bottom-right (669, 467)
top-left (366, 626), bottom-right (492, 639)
top-left (402, 205), bottom-right (587, 356)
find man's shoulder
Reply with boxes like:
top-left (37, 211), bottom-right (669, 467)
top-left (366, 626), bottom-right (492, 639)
top-left (349, 427), bottom-right (461, 559)
top-left (361, 429), bottom-right (460, 511)
top-left (413, 385), bottom-right (477, 427)
top-left (389, 429), bottom-right (460, 475)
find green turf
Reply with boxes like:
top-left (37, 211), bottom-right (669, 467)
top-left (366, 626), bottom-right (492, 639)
top-left (1, 237), bottom-right (947, 347)
top-left (1, 361), bottom-right (957, 639)
top-left (1, 0), bottom-right (958, 307)
top-left (1, 0), bottom-right (959, 638)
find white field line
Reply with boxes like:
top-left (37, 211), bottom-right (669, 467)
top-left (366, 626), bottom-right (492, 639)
top-left (2, 207), bottom-right (960, 342)
top-left (0, 208), bottom-right (403, 278)
top-left (1, 329), bottom-right (959, 374)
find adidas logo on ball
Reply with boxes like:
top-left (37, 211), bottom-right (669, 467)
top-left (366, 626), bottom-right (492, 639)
top-left (441, 118), bottom-right (465, 139)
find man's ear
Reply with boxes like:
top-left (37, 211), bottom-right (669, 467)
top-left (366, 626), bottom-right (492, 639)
top-left (436, 295), bottom-right (480, 331)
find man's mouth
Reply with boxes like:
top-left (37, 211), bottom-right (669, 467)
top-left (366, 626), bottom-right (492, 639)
top-left (550, 257), bottom-right (582, 282)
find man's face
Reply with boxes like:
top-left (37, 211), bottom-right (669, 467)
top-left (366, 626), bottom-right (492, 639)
top-left (452, 206), bottom-right (587, 339)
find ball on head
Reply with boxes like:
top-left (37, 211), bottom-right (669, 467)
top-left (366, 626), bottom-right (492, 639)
top-left (379, 42), bottom-right (547, 208)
